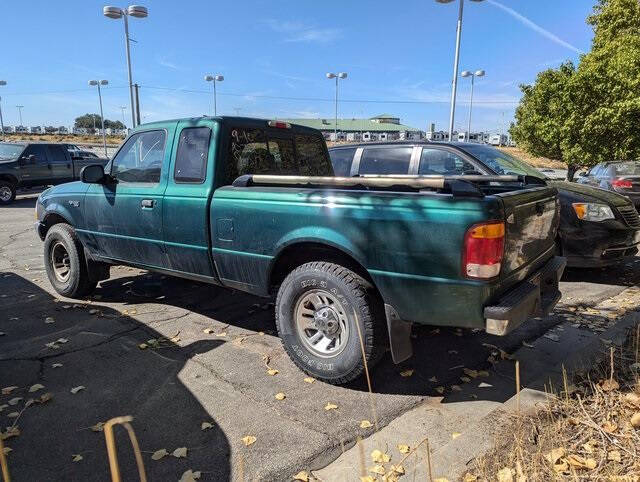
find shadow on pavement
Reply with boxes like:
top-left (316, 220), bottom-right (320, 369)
top-left (0, 274), bottom-right (231, 481)
top-left (562, 258), bottom-right (640, 287)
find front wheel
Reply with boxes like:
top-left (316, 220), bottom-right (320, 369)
top-left (276, 262), bottom-right (383, 385)
top-left (44, 224), bottom-right (96, 298)
top-left (0, 181), bottom-right (16, 205)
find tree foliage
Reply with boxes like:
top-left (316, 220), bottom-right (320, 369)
top-left (510, 0), bottom-right (640, 178)
top-left (74, 114), bottom-right (125, 130)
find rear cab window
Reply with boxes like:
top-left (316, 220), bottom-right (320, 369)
top-left (225, 126), bottom-right (332, 184)
top-left (174, 127), bottom-right (211, 183)
top-left (329, 148), bottom-right (356, 176)
top-left (359, 146), bottom-right (412, 175)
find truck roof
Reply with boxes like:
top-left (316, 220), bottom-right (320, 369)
top-left (139, 116), bottom-right (323, 136)
top-left (329, 140), bottom-right (481, 149)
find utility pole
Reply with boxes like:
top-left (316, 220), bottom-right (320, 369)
top-left (16, 105), bottom-right (24, 126)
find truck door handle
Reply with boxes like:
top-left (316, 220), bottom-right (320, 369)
top-left (141, 199), bottom-right (154, 208)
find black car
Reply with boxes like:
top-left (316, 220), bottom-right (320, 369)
top-left (577, 161), bottom-right (640, 209)
top-left (0, 142), bottom-right (109, 205)
top-left (329, 142), bottom-right (640, 268)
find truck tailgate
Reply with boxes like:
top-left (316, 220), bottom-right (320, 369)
top-left (497, 186), bottom-right (559, 279)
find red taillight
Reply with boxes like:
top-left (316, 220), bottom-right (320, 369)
top-left (463, 222), bottom-right (505, 279)
top-left (612, 178), bottom-right (632, 189)
top-left (267, 120), bottom-right (291, 129)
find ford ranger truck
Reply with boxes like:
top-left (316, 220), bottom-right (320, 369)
top-left (34, 117), bottom-right (565, 384)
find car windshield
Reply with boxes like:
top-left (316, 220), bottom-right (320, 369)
top-left (612, 161), bottom-right (640, 176)
top-left (459, 144), bottom-right (546, 179)
top-left (0, 143), bottom-right (25, 160)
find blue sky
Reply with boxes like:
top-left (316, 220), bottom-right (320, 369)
top-left (1, 0), bottom-right (594, 133)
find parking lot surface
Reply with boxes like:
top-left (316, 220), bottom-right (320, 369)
top-left (2, 192), bottom-right (639, 480)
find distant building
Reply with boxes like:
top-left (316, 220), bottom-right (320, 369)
top-left (282, 114), bottom-right (424, 142)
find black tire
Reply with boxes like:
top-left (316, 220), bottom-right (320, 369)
top-left (0, 180), bottom-right (17, 205)
top-left (44, 223), bottom-right (96, 298)
top-left (276, 261), bottom-right (383, 385)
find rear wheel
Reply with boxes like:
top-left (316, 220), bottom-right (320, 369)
top-left (276, 261), bottom-right (383, 385)
top-left (0, 181), bottom-right (16, 205)
top-left (44, 224), bottom-right (96, 298)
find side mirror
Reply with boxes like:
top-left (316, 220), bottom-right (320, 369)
top-left (80, 164), bottom-right (105, 184)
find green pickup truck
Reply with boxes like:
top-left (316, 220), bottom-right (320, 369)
top-left (35, 116), bottom-right (565, 384)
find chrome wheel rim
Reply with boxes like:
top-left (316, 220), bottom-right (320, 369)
top-left (50, 241), bottom-right (71, 283)
top-left (294, 289), bottom-right (350, 358)
top-left (0, 186), bottom-right (12, 202)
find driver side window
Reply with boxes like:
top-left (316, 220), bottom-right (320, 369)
top-left (111, 130), bottom-right (166, 184)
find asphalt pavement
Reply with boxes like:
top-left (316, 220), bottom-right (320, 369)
top-left (1, 192), bottom-right (638, 481)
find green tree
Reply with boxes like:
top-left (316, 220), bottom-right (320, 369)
top-left (510, 0), bottom-right (640, 180)
top-left (74, 114), bottom-right (125, 131)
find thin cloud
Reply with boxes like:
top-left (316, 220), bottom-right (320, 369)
top-left (156, 55), bottom-right (181, 70)
top-left (487, 0), bottom-right (584, 54)
top-left (262, 19), bottom-right (342, 44)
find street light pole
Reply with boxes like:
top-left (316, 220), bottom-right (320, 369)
top-left (326, 72), bottom-right (347, 141)
top-left (461, 69), bottom-right (485, 141)
top-left (204, 75), bottom-right (224, 116)
top-left (436, 0), bottom-right (485, 141)
top-left (103, 5), bottom-right (148, 129)
top-left (0, 81), bottom-right (6, 140)
top-left (89, 80), bottom-right (109, 157)
top-left (16, 105), bottom-right (23, 126)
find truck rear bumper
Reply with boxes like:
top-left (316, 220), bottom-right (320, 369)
top-left (484, 256), bottom-right (566, 336)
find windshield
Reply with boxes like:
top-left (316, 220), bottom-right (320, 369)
top-left (612, 161), bottom-right (640, 176)
top-left (0, 143), bottom-right (25, 160)
top-left (459, 144), bottom-right (546, 179)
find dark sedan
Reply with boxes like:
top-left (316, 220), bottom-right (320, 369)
top-left (577, 161), bottom-right (640, 209)
top-left (329, 142), bottom-right (640, 268)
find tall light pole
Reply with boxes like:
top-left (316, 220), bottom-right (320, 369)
top-left (461, 69), bottom-right (485, 141)
top-left (120, 106), bottom-right (127, 126)
top-left (204, 75), bottom-right (224, 116)
top-left (0, 81), bottom-right (6, 140)
top-left (103, 5), bottom-right (148, 129)
top-left (326, 72), bottom-right (347, 141)
top-left (436, 0), bottom-right (485, 141)
top-left (89, 80), bottom-right (109, 157)
top-left (16, 105), bottom-right (23, 126)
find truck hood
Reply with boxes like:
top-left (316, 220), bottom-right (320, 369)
top-left (42, 181), bottom-right (90, 198)
top-left (549, 180), bottom-right (631, 207)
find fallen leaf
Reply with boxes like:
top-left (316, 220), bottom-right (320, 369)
top-left (138, 343), bottom-right (148, 350)
top-left (1, 386), bottom-right (18, 395)
top-left (497, 467), bottom-right (513, 482)
top-left (399, 369), bottom-right (414, 377)
top-left (203, 328), bottom-right (215, 334)
top-left (37, 393), bottom-right (52, 404)
top-left (360, 477), bottom-right (376, 482)
top-left (293, 471), bottom-right (309, 481)
top-left (451, 432), bottom-right (461, 439)
top-left (607, 450), bottom-right (621, 463)
top-left (201, 422), bottom-right (213, 430)
top-left (428, 376), bottom-right (438, 383)
top-left (151, 449), bottom-right (168, 460)
top-left (624, 392), bottom-right (640, 407)
top-left (360, 420), bottom-right (372, 428)
top-left (56, 338), bottom-right (68, 344)
top-left (28, 384), bottom-right (44, 393)
top-left (242, 435), bottom-right (256, 446)
top-left (463, 368), bottom-right (478, 378)
top-left (51, 363), bottom-right (63, 368)
top-left (8, 397), bottom-right (22, 406)
top-left (600, 378), bottom-right (620, 392)
top-left (390, 464), bottom-right (405, 475)
top-left (566, 454), bottom-right (596, 470)
top-left (451, 385), bottom-right (462, 392)
top-left (0, 427), bottom-right (20, 440)
top-left (2, 447), bottom-right (12, 455)
top-left (70, 386), bottom-right (85, 394)
top-left (601, 420), bottom-right (618, 433)
top-left (477, 371), bottom-right (490, 377)
top-left (72, 454), bottom-right (83, 462)
top-left (89, 309), bottom-right (99, 315)
top-left (44, 317), bottom-right (55, 324)
top-left (369, 464), bottom-right (385, 475)
top-left (435, 386), bottom-right (445, 394)
top-left (324, 402), bottom-right (338, 411)
top-left (90, 422), bottom-right (105, 432)
top-left (266, 369), bottom-right (279, 376)
top-left (172, 447), bottom-right (188, 458)
top-left (460, 376), bottom-right (471, 383)
top-left (178, 470), bottom-right (201, 482)
top-left (631, 412), bottom-right (640, 428)
top-left (7, 412), bottom-right (19, 418)
top-left (275, 392), bottom-right (286, 401)
top-left (371, 449), bottom-right (391, 463)
top-left (216, 332), bottom-right (227, 337)
top-left (397, 444), bottom-right (410, 454)
top-left (545, 448), bottom-right (566, 465)
top-left (303, 377), bottom-right (316, 384)
top-left (522, 341), bottom-right (534, 348)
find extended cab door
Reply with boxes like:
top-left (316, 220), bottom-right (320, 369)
top-left (82, 127), bottom-right (174, 268)
top-left (46, 144), bottom-right (73, 183)
top-left (162, 119), bottom-right (218, 280)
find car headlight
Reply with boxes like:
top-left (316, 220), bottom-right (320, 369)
top-left (572, 203), bottom-right (614, 222)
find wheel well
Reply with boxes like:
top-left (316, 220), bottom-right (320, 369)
top-left (269, 242), bottom-right (375, 293)
top-left (0, 174), bottom-right (18, 187)
top-left (42, 214), bottom-right (71, 236)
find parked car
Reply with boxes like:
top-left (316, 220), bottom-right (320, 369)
top-left (329, 142), bottom-right (640, 268)
top-left (35, 117), bottom-right (564, 384)
top-left (577, 161), bottom-right (640, 209)
top-left (0, 142), bottom-right (109, 204)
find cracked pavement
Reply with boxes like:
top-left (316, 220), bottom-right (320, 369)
top-left (2, 192), bottom-right (640, 481)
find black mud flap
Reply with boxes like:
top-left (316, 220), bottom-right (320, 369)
top-left (384, 304), bottom-right (413, 364)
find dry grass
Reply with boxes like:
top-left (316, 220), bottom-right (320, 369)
top-left (497, 147), bottom-right (567, 169)
top-left (1, 133), bottom-right (124, 146)
top-left (468, 323), bottom-right (640, 481)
